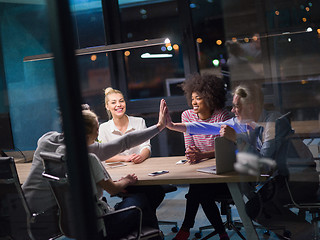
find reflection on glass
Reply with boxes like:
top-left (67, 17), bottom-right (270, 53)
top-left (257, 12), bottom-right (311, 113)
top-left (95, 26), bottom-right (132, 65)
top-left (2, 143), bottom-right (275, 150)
top-left (119, 0), bottom-right (185, 100)
top-left (77, 52), bottom-right (110, 120)
top-left (190, 0), bottom-right (320, 121)
top-left (0, 2), bottom-right (60, 151)
top-left (70, 0), bottom-right (105, 48)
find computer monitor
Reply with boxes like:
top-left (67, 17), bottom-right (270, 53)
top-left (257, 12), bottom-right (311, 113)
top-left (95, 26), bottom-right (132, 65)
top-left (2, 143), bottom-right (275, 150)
top-left (165, 78), bottom-right (185, 96)
top-left (0, 112), bottom-right (14, 157)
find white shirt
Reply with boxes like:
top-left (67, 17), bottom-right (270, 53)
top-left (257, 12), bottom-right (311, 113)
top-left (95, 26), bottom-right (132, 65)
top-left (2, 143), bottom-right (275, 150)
top-left (98, 115), bottom-right (151, 156)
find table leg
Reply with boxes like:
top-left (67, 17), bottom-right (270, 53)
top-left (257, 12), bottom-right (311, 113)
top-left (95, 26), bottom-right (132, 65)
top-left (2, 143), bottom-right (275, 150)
top-left (227, 182), bottom-right (259, 240)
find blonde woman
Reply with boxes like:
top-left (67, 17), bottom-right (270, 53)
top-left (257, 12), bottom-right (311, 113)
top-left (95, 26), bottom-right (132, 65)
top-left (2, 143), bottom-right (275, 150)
top-left (98, 87), bottom-right (150, 164)
top-left (98, 87), bottom-right (165, 211)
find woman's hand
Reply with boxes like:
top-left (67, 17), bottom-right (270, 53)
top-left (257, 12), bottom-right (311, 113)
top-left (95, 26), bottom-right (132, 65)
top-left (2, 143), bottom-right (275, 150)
top-left (129, 153), bottom-right (144, 164)
top-left (157, 99), bottom-right (167, 131)
top-left (122, 155), bottom-right (133, 162)
top-left (185, 146), bottom-right (202, 164)
top-left (122, 174), bottom-right (138, 185)
top-left (220, 125), bottom-right (237, 143)
top-left (164, 101), bottom-right (187, 133)
top-left (165, 108), bottom-right (174, 130)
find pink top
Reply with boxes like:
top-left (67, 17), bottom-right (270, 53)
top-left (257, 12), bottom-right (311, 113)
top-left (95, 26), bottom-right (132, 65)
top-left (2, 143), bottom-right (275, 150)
top-left (181, 109), bottom-right (233, 152)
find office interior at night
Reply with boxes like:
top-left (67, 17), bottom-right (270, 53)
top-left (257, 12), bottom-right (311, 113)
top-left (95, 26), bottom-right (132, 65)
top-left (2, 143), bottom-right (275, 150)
top-left (1, 0), bottom-right (320, 239)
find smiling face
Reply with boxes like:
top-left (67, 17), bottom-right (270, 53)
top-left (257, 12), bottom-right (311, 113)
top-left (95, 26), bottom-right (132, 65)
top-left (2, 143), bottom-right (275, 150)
top-left (191, 92), bottom-right (211, 120)
top-left (106, 93), bottom-right (126, 119)
top-left (231, 94), bottom-right (253, 122)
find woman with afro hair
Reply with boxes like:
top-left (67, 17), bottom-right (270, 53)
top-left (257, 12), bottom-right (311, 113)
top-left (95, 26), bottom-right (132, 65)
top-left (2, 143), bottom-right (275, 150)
top-left (173, 74), bottom-right (232, 240)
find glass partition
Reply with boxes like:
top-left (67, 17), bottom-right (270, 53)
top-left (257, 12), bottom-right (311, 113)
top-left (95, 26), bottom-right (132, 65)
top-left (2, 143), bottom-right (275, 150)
top-left (119, 0), bottom-right (185, 100)
top-left (190, 0), bottom-right (320, 121)
top-left (0, 1), bottom-right (59, 152)
top-left (1, 0), bottom-right (320, 239)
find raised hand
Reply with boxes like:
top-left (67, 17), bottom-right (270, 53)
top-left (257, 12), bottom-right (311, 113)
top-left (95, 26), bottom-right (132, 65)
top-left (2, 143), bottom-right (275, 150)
top-left (165, 105), bottom-right (174, 129)
top-left (157, 99), bottom-right (167, 130)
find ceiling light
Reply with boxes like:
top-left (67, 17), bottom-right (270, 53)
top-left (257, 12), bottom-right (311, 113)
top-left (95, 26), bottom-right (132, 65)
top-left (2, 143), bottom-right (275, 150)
top-left (141, 53), bottom-right (173, 59)
top-left (24, 37), bottom-right (170, 62)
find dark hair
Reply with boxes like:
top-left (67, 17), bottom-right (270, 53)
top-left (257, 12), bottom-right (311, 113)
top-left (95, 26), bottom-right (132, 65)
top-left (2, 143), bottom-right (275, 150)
top-left (180, 73), bottom-right (227, 112)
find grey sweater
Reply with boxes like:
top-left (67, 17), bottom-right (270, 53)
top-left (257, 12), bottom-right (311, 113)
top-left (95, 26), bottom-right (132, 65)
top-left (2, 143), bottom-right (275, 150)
top-left (22, 125), bottom-right (160, 213)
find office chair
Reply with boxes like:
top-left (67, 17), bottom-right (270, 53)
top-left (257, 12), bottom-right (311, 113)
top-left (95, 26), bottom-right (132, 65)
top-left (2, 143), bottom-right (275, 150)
top-left (194, 198), bottom-right (246, 240)
top-left (0, 156), bottom-right (34, 240)
top-left (158, 184), bottom-right (179, 233)
top-left (283, 178), bottom-right (320, 240)
top-left (0, 156), bottom-right (61, 240)
top-left (274, 113), bottom-right (320, 240)
top-left (40, 151), bottom-right (162, 240)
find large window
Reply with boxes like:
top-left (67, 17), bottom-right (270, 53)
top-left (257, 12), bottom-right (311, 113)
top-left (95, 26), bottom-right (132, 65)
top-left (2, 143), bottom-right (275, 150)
top-left (1, 0), bottom-right (320, 238)
top-left (119, 0), bottom-right (185, 100)
top-left (0, 1), bottom-right (59, 151)
top-left (190, 0), bottom-right (320, 120)
top-left (1, 0), bottom-right (319, 154)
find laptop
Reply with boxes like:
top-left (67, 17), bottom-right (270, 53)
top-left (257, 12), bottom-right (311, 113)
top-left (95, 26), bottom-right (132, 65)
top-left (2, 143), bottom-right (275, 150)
top-left (197, 137), bottom-right (236, 175)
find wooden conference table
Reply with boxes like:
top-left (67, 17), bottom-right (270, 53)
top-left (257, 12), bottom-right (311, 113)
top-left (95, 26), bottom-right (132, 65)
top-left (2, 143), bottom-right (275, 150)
top-left (104, 156), bottom-right (264, 240)
top-left (15, 156), bottom-right (263, 239)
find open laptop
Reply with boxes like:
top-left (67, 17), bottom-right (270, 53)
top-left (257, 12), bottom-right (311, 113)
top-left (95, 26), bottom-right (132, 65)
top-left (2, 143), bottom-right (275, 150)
top-left (197, 137), bottom-right (236, 175)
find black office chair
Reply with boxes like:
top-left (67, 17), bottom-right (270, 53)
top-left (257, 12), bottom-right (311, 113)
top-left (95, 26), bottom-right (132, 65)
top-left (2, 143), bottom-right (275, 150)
top-left (158, 184), bottom-right (179, 233)
top-left (194, 198), bottom-right (245, 240)
top-left (114, 183), bottom-right (179, 233)
top-left (40, 151), bottom-right (163, 240)
top-left (243, 112), bottom-right (319, 239)
top-left (283, 178), bottom-right (320, 240)
top-left (0, 156), bottom-right (61, 240)
top-left (275, 113), bottom-right (320, 240)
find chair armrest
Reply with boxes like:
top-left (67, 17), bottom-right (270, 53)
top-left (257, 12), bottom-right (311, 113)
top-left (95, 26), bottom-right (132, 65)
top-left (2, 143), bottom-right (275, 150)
top-left (98, 205), bottom-right (143, 239)
top-left (100, 205), bottom-right (142, 217)
top-left (42, 172), bottom-right (68, 183)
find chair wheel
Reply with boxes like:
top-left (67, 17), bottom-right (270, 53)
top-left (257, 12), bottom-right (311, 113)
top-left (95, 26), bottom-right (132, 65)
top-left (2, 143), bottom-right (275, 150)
top-left (194, 232), bottom-right (202, 238)
top-left (283, 230), bottom-right (291, 238)
top-left (172, 226), bottom-right (179, 233)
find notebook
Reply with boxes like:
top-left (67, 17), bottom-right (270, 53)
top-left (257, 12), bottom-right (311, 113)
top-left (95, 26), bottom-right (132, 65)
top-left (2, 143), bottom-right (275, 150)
top-left (197, 137), bottom-right (236, 175)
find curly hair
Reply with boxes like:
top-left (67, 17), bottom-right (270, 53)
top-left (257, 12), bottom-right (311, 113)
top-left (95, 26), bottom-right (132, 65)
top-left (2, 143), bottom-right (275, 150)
top-left (180, 73), bottom-right (227, 112)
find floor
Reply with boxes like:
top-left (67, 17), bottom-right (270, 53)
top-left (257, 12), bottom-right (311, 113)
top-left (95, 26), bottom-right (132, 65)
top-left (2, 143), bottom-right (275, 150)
top-left (106, 185), bottom-right (282, 240)
top-left (58, 185), bottom-right (314, 240)
top-left (152, 185), bottom-right (281, 240)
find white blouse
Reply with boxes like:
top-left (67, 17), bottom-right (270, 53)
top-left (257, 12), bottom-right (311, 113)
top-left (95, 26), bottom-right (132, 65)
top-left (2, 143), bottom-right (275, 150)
top-left (98, 115), bottom-right (151, 156)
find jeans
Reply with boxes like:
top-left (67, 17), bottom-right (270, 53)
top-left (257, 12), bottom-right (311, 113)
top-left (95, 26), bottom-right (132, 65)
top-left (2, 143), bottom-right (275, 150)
top-left (182, 183), bottom-right (230, 234)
